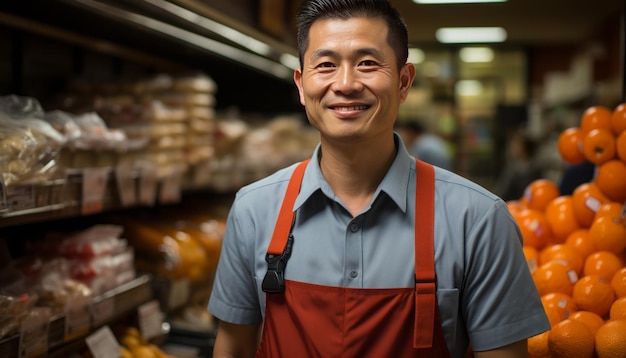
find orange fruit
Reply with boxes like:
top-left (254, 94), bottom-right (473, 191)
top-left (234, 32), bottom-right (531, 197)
top-left (589, 215), bottom-right (626, 255)
top-left (584, 251), bottom-right (624, 282)
top-left (558, 127), bottom-right (586, 164)
top-left (611, 267), bottom-right (626, 298)
top-left (572, 275), bottom-right (616, 317)
top-left (524, 179), bottom-right (561, 212)
top-left (545, 196), bottom-right (582, 243)
top-left (542, 292), bottom-right (578, 325)
top-left (533, 260), bottom-right (578, 296)
top-left (594, 201), bottom-right (625, 222)
top-left (506, 200), bottom-right (526, 216)
top-left (569, 310), bottom-right (605, 336)
top-left (594, 319), bottom-right (626, 358)
top-left (611, 103), bottom-right (626, 136)
top-left (580, 105), bottom-right (613, 135)
top-left (617, 130), bottom-right (626, 163)
top-left (595, 160), bottom-right (626, 202)
top-left (565, 229), bottom-right (596, 260)
top-left (516, 208), bottom-right (553, 250)
top-left (572, 182), bottom-right (611, 228)
top-left (547, 319), bottom-right (595, 358)
top-left (523, 245), bottom-right (540, 273)
top-left (582, 128), bottom-right (617, 165)
top-left (610, 296), bottom-right (626, 320)
top-left (540, 244), bottom-right (584, 276)
top-left (528, 331), bottom-right (551, 358)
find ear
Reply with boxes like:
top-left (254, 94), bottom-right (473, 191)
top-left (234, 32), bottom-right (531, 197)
top-left (398, 63), bottom-right (415, 103)
top-left (294, 68), bottom-right (306, 106)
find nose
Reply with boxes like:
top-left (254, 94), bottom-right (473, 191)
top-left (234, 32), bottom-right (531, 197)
top-left (331, 65), bottom-right (363, 95)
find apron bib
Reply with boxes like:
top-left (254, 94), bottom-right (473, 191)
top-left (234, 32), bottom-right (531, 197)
top-left (257, 159), bottom-right (451, 357)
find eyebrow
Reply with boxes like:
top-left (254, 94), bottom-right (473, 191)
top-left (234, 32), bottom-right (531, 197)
top-left (310, 47), bottom-right (384, 61)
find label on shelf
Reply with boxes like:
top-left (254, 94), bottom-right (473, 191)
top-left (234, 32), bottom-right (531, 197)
top-left (90, 295), bottom-right (116, 327)
top-left (167, 278), bottom-right (190, 310)
top-left (115, 165), bottom-right (137, 207)
top-left (5, 184), bottom-right (35, 212)
top-left (82, 168), bottom-right (109, 215)
top-left (64, 298), bottom-right (92, 341)
top-left (19, 312), bottom-right (50, 358)
top-left (138, 165), bottom-right (158, 206)
top-left (159, 171), bottom-right (183, 204)
top-left (192, 161), bottom-right (212, 188)
top-left (138, 300), bottom-right (163, 341)
top-left (85, 326), bottom-right (121, 358)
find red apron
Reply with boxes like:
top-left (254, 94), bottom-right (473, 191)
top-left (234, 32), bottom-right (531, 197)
top-left (256, 159), bottom-right (451, 357)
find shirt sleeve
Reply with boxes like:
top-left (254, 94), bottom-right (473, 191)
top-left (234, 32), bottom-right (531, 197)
top-left (462, 200), bottom-right (550, 351)
top-left (208, 197), bottom-right (264, 325)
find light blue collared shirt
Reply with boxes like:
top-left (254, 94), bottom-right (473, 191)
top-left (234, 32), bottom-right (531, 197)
top-left (209, 133), bottom-right (550, 356)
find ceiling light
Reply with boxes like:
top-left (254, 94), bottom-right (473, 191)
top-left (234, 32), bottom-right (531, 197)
top-left (413, 0), bottom-right (506, 3)
top-left (436, 27), bottom-right (507, 43)
top-left (459, 47), bottom-right (494, 62)
top-left (280, 53), bottom-right (300, 70)
top-left (408, 48), bottom-right (425, 64)
top-left (455, 80), bottom-right (483, 96)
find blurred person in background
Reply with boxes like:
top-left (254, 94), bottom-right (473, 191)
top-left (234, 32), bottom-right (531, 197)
top-left (495, 130), bottom-right (544, 201)
top-left (397, 120), bottom-right (454, 171)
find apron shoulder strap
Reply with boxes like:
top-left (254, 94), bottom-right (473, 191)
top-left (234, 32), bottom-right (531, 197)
top-left (262, 160), bottom-right (309, 293)
top-left (413, 159), bottom-right (437, 348)
top-left (267, 159), bottom-right (310, 254)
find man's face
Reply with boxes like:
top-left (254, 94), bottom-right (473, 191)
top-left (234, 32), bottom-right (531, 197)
top-left (294, 17), bottom-right (415, 144)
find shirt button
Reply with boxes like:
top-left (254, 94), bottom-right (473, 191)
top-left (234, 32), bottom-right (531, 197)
top-left (350, 270), bottom-right (358, 278)
top-left (349, 223), bottom-right (359, 232)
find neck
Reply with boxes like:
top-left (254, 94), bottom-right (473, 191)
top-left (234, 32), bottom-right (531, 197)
top-left (319, 135), bottom-right (397, 216)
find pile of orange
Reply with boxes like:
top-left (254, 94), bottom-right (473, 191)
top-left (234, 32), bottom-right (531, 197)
top-left (511, 104), bottom-right (626, 358)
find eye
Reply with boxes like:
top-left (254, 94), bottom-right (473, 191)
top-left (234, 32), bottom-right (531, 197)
top-left (359, 60), bottom-right (378, 67)
top-left (316, 62), bottom-right (335, 69)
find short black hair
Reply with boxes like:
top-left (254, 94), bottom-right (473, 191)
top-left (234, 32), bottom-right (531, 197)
top-left (296, 0), bottom-right (409, 70)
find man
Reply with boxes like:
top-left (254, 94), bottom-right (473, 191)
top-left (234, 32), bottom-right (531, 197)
top-left (397, 120), bottom-right (454, 170)
top-left (208, 1), bottom-right (550, 357)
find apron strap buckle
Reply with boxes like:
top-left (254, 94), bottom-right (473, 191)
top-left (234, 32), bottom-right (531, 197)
top-left (262, 234), bottom-right (294, 293)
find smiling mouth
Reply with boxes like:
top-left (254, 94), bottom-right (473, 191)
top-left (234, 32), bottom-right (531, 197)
top-left (330, 105), bottom-right (370, 111)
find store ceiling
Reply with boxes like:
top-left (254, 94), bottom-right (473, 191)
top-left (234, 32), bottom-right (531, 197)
top-left (389, 0), bottom-right (624, 47)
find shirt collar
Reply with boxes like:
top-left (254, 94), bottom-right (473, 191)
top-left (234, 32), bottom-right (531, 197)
top-left (293, 133), bottom-right (414, 213)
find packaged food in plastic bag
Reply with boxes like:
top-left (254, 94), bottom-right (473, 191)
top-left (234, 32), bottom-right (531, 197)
top-left (0, 96), bottom-right (65, 185)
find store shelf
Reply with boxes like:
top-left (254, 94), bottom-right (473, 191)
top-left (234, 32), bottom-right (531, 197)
top-left (0, 274), bottom-right (152, 358)
top-left (0, 162), bottom-right (214, 229)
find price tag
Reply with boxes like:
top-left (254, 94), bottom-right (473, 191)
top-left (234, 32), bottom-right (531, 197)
top-left (138, 165), bottom-right (158, 206)
top-left (90, 295), bottom-right (115, 327)
top-left (193, 161), bottom-right (212, 187)
top-left (19, 313), bottom-right (49, 358)
top-left (64, 301), bottom-right (91, 341)
top-left (159, 171), bottom-right (183, 204)
top-left (115, 165), bottom-right (137, 207)
top-left (138, 300), bottom-right (163, 341)
top-left (167, 278), bottom-right (190, 310)
top-left (6, 184), bottom-right (35, 212)
top-left (85, 326), bottom-right (121, 358)
top-left (82, 168), bottom-right (109, 214)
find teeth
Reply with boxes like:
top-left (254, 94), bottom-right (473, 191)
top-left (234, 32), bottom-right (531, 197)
top-left (335, 106), bottom-right (368, 111)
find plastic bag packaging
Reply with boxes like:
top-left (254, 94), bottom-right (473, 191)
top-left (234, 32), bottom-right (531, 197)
top-left (43, 224), bottom-right (127, 259)
top-left (30, 258), bottom-right (93, 315)
top-left (0, 261), bottom-right (39, 338)
top-left (0, 94), bottom-right (45, 120)
top-left (0, 97), bottom-right (65, 185)
top-left (44, 110), bottom-right (83, 142)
